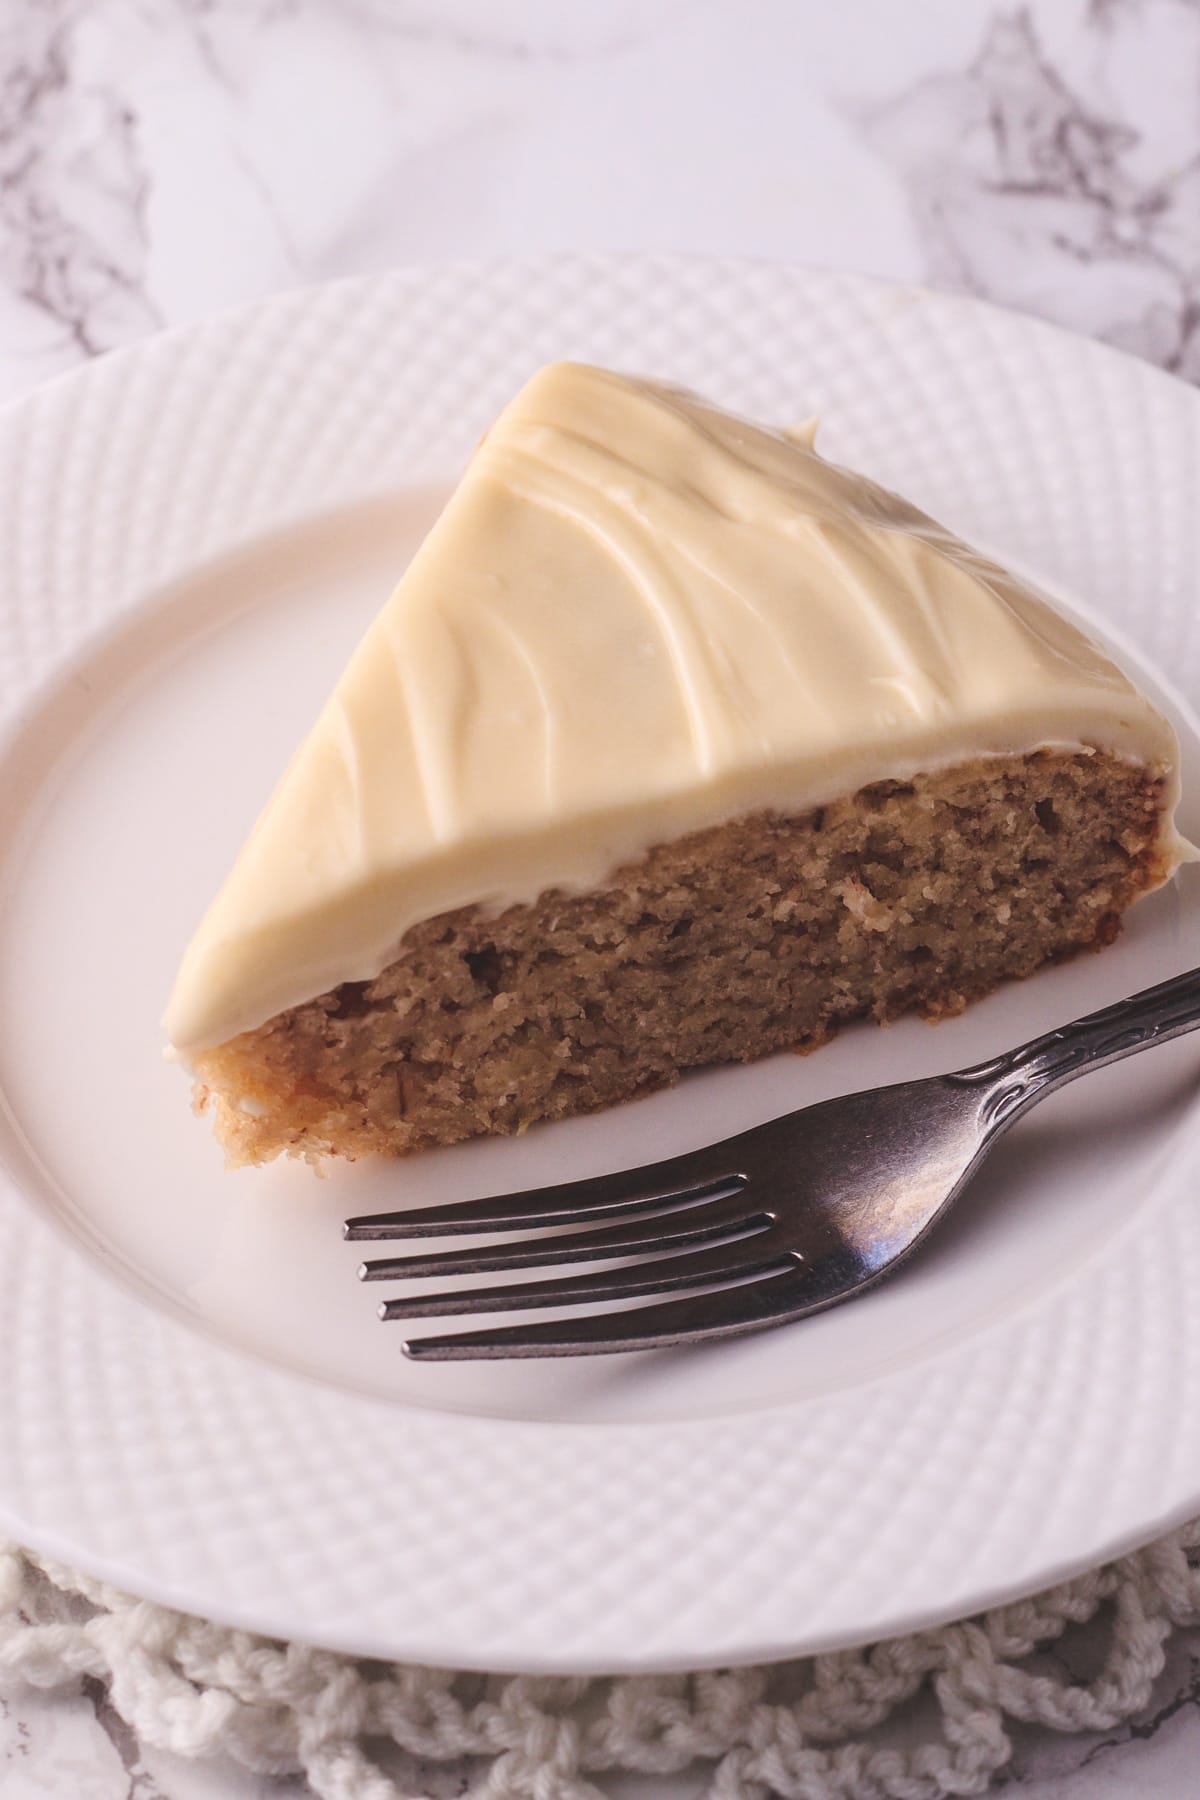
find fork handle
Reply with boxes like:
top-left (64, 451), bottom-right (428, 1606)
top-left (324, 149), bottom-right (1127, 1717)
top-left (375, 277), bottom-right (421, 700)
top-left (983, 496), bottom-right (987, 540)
top-left (951, 964), bottom-right (1200, 1131)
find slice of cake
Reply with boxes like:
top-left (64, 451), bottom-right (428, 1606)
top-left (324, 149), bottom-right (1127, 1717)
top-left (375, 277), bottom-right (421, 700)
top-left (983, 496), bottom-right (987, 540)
top-left (165, 362), bottom-right (1188, 1166)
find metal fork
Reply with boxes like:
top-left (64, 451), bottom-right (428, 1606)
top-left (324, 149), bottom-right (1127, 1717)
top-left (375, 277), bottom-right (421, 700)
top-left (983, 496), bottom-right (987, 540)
top-left (344, 966), bottom-right (1200, 1360)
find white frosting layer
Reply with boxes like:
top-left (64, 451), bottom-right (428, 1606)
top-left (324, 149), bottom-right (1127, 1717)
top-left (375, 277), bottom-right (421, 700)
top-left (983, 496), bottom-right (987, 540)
top-left (165, 362), bottom-right (1184, 1052)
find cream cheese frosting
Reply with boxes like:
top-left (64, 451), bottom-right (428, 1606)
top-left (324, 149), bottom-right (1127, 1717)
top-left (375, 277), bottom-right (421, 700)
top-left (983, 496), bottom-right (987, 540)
top-left (165, 361), bottom-right (1185, 1052)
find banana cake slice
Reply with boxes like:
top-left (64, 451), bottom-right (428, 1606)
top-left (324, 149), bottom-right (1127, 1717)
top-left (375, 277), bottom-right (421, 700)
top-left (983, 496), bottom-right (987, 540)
top-left (165, 362), bottom-right (1188, 1165)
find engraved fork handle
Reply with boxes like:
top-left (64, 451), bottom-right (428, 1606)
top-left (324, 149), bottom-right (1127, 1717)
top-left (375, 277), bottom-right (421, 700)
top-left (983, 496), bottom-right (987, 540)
top-left (951, 965), bottom-right (1200, 1131)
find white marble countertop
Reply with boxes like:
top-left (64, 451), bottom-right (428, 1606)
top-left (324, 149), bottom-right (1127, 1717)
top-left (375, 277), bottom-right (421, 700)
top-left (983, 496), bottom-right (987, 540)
top-left (2, 0), bottom-right (1200, 1794)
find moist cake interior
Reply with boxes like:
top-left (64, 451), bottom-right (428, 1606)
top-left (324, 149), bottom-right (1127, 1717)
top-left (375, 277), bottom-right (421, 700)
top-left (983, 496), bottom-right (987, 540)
top-left (193, 750), bottom-right (1168, 1165)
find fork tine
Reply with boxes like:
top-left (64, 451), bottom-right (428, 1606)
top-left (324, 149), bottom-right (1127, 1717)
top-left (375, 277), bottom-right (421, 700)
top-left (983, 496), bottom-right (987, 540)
top-left (402, 1263), bottom-right (813, 1360)
top-left (379, 1233), bottom-right (789, 1319)
top-left (359, 1200), bottom-right (769, 1282)
top-left (344, 1152), bottom-right (747, 1241)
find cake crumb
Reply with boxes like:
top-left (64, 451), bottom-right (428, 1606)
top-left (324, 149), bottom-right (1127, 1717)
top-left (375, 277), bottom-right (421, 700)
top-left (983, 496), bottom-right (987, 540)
top-left (193, 752), bottom-right (1168, 1166)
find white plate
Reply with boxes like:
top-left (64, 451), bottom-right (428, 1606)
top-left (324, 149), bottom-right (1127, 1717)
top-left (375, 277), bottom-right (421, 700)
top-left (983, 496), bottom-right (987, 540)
top-left (1, 256), bottom-right (1199, 1675)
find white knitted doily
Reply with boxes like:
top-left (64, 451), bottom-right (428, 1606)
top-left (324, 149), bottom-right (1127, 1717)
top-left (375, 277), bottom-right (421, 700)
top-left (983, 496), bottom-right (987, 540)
top-left (3, 1523), bottom-right (1199, 1800)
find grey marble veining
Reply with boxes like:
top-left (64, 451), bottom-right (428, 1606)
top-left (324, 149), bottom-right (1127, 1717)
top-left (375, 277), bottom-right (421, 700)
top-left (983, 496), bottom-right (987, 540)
top-left (0, 0), bottom-right (1195, 400)
top-left (0, 3), bottom-right (159, 364)
top-left (861, 4), bottom-right (1200, 376)
top-left (1, 0), bottom-right (1199, 1795)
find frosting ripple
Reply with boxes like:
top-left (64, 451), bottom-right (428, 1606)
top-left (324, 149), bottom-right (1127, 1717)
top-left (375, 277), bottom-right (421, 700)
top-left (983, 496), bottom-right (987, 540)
top-left (165, 362), bottom-right (1183, 1051)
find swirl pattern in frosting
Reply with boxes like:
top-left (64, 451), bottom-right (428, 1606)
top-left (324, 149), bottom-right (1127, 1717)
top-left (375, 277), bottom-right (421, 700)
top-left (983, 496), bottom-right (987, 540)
top-left (165, 362), bottom-right (1183, 1051)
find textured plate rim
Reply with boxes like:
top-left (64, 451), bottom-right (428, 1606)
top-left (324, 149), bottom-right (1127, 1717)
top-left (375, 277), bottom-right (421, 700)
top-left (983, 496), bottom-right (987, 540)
top-left (0, 253), bottom-right (1198, 1673)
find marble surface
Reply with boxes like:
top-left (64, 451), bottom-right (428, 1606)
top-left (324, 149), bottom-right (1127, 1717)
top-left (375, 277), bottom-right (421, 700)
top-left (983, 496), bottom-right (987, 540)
top-left (2, 0), bottom-right (1200, 1794)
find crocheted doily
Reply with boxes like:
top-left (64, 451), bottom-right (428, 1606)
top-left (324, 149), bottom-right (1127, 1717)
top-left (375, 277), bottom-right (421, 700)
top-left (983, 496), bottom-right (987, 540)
top-left (3, 1524), bottom-right (1199, 1800)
